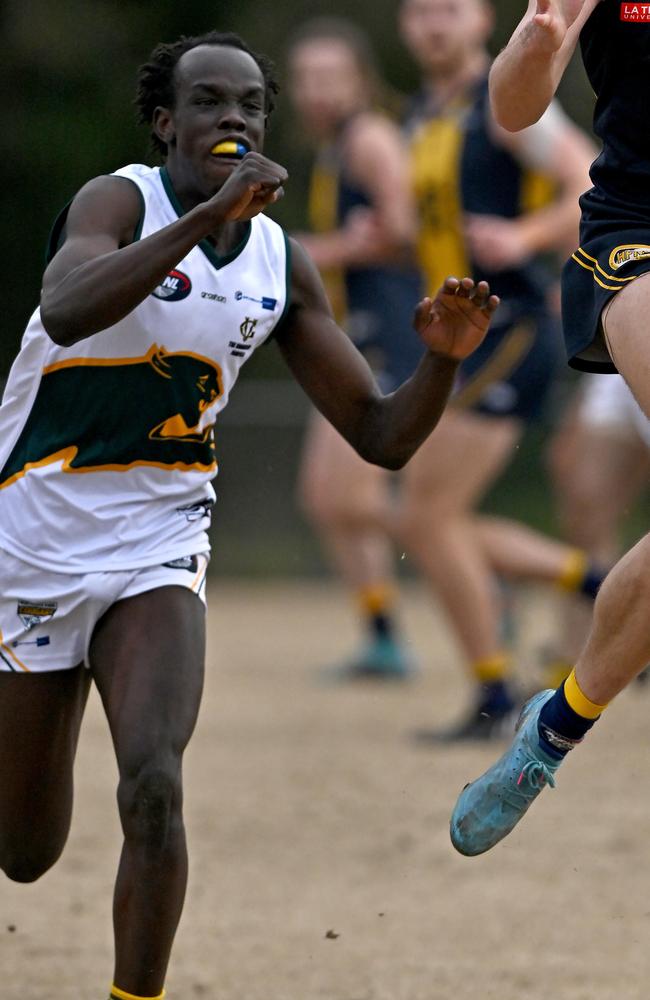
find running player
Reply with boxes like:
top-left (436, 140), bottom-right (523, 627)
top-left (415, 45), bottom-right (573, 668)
top-left (0, 31), bottom-right (499, 999)
top-left (287, 18), bottom-right (424, 679)
top-left (451, 0), bottom-right (650, 855)
top-left (396, 0), bottom-right (603, 738)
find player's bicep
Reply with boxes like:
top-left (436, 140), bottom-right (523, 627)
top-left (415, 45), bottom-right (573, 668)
top-left (42, 176), bottom-right (143, 291)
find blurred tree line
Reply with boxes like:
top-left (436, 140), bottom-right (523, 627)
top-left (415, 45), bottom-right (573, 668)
top-left (2, 0), bottom-right (594, 376)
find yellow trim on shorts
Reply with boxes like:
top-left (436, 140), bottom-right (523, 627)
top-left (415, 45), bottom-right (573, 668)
top-left (571, 253), bottom-right (626, 292)
top-left (190, 555), bottom-right (208, 593)
top-left (0, 630), bottom-right (31, 673)
top-left (573, 247), bottom-right (638, 285)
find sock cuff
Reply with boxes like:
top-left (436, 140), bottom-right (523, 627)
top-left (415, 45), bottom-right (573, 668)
top-left (564, 669), bottom-right (608, 720)
top-left (472, 652), bottom-right (510, 683)
top-left (557, 549), bottom-right (588, 592)
top-left (356, 583), bottom-right (396, 616)
top-left (110, 986), bottom-right (165, 1000)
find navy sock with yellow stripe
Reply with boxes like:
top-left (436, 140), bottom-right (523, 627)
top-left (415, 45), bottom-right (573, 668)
top-left (472, 653), bottom-right (515, 714)
top-left (557, 550), bottom-right (607, 600)
top-left (537, 668), bottom-right (608, 758)
top-left (357, 583), bottom-right (398, 642)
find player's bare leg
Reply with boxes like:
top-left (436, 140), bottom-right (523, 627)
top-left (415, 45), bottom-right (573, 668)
top-left (298, 412), bottom-right (411, 678)
top-left (90, 586), bottom-right (205, 998)
top-left (451, 280), bottom-right (650, 854)
top-left (0, 666), bottom-right (90, 882)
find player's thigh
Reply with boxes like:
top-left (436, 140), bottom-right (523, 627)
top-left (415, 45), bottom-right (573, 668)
top-left (602, 273), bottom-right (650, 417)
top-left (402, 407), bottom-right (521, 515)
top-left (297, 409), bottom-right (389, 520)
top-left (89, 585), bottom-right (206, 778)
top-left (0, 666), bottom-right (90, 851)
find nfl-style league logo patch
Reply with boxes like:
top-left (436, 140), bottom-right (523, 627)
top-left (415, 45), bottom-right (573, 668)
top-left (17, 600), bottom-right (58, 630)
top-left (620, 3), bottom-right (650, 20)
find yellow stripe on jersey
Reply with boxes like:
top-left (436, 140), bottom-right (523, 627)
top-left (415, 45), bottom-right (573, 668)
top-left (308, 154), bottom-right (347, 324)
top-left (410, 117), bottom-right (469, 294)
top-left (520, 170), bottom-right (556, 214)
top-left (451, 323), bottom-right (534, 410)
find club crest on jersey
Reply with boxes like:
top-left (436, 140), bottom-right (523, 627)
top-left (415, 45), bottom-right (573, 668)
top-left (16, 600), bottom-right (58, 630)
top-left (609, 244), bottom-right (650, 268)
top-left (152, 269), bottom-right (192, 301)
top-left (239, 316), bottom-right (258, 341)
top-left (620, 2), bottom-right (650, 20)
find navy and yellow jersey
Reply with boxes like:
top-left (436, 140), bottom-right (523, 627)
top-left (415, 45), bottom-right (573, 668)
top-left (581, 0), bottom-right (650, 208)
top-left (405, 76), bottom-right (555, 307)
top-left (307, 126), bottom-right (425, 389)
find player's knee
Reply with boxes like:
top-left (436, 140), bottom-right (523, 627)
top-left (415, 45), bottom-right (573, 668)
top-left (117, 761), bottom-right (182, 850)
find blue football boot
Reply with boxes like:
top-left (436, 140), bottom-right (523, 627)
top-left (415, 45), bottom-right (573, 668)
top-left (450, 689), bottom-right (563, 856)
top-left (323, 636), bottom-right (416, 682)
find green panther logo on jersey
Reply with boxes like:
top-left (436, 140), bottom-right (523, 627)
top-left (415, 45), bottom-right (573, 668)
top-left (0, 345), bottom-right (224, 488)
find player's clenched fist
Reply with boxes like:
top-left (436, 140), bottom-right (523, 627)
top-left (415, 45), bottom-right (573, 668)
top-left (413, 277), bottom-right (499, 361)
top-left (210, 151), bottom-right (288, 222)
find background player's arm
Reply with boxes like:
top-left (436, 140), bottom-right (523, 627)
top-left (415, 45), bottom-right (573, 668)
top-left (296, 114), bottom-right (416, 268)
top-left (275, 239), bottom-right (497, 470)
top-left (40, 155), bottom-right (287, 347)
top-left (465, 102), bottom-right (596, 270)
top-left (489, 0), bottom-right (599, 131)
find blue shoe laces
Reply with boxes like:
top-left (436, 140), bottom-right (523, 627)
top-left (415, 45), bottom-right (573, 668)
top-left (502, 760), bottom-right (556, 809)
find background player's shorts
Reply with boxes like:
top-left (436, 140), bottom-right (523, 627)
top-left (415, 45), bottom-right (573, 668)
top-left (451, 307), bottom-right (562, 423)
top-left (578, 373), bottom-right (650, 449)
top-left (0, 548), bottom-right (209, 673)
top-left (562, 187), bottom-right (650, 373)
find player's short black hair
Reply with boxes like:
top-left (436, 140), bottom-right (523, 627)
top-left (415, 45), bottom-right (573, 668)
top-left (135, 30), bottom-right (279, 157)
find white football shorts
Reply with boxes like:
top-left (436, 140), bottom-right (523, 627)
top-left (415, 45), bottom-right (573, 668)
top-left (0, 547), bottom-right (209, 673)
top-left (579, 373), bottom-right (650, 448)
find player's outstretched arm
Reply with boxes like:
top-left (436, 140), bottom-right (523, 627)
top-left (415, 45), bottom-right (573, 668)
top-left (40, 153), bottom-right (287, 347)
top-left (276, 240), bottom-right (498, 470)
top-left (489, 0), bottom-right (598, 131)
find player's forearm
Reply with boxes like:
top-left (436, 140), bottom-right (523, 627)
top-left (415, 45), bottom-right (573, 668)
top-left (518, 188), bottom-right (584, 256)
top-left (356, 352), bottom-right (459, 470)
top-left (40, 202), bottom-right (220, 346)
top-left (490, 24), bottom-right (565, 131)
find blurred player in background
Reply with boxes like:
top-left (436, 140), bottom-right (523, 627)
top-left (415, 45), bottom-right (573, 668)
top-left (451, 0), bottom-right (650, 858)
top-left (288, 18), bottom-right (424, 680)
top-left (0, 30), bottom-right (501, 1000)
top-left (546, 374), bottom-right (650, 674)
top-left (395, 0), bottom-right (605, 739)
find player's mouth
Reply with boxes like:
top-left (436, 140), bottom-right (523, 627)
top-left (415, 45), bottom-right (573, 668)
top-left (210, 138), bottom-right (250, 162)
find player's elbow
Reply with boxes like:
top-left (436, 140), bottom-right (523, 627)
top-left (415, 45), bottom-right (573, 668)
top-left (40, 297), bottom-right (81, 347)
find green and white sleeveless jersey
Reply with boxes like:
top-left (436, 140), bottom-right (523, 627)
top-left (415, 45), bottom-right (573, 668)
top-left (0, 163), bottom-right (291, 572)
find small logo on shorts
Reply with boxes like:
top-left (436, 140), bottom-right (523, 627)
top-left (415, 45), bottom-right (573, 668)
top-left (163, 555), bottom-right (199, 571)
top-left (609, 244), bottom-right (650, 268)
top-left (16, 601), bottom-right (58, 630)
top-left (620, 2), bottom-right (650, 20)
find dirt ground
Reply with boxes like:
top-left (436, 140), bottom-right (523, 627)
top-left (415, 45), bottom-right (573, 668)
top-left (2, 580), bottom-right (650, 1000)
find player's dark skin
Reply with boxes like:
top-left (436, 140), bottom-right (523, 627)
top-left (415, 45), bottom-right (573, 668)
top-left (0, 43), bottom-right (499, 997)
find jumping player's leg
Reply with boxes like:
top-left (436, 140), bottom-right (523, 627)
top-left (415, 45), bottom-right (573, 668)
top-left (90, 586), bottom-right (205, 998)
top-left (450, 277), bottom-right (650, 854)
top-left (0, 666), bottom-right (90, 882)
top-left (297, 411), bottom-right (411, 677)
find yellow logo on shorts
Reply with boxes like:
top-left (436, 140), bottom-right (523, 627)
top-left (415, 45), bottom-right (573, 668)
top-left (609, 245), bottom-right (650, 269)
top-left (17, 601), bottom-right (58, 630)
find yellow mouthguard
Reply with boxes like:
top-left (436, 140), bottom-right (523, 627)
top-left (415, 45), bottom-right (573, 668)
top-left (211, 141), bottom-right (244, 156)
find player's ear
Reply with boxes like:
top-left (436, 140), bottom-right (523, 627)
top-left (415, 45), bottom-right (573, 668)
top-left (153, 106), bottom-right (175, 148)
